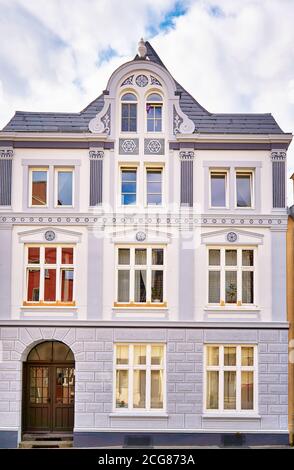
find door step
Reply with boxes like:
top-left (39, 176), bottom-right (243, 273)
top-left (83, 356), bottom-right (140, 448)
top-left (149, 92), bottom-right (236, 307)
top-left (22, 433), bottom-right (73, 442)
top-left (19, 440), bottom-right (73, 449)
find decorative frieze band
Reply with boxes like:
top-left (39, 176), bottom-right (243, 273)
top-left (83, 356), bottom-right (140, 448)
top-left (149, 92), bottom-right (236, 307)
top-left (0, 147), bottom-right (13, 159)
top-left (271, 150), bottom-right (287, 161)
top-left (89, 150), bottom-right (104, 160)
top-left (179, 151), bottom-right (195, 160)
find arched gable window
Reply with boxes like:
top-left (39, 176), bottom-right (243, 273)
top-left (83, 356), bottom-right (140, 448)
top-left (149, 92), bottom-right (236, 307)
top-left (146, 93), bottom-right (163, 132)
top-left (121, 93), bottom-right (137, 132)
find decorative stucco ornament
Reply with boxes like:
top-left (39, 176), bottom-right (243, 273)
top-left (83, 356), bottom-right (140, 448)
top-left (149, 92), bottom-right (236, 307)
top-left (44, 230), bottom-right (56, 242)
top-left (137, 38), bottom-right (147, 58)
top-left (136, 231), bottom-right (146, 242)
top-left (89, 105), bottom-right (111, 134)
top-left (227, 232), bottom-right (238, 243)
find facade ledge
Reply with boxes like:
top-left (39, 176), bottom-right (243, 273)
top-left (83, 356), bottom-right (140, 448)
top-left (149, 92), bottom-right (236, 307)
top-left (109, 413), bottom-right (168, 418)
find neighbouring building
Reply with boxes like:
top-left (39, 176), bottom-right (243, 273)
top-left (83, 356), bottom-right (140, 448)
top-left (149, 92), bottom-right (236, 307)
top-left (287, 178), bottom-right (294, 446)
top-left (0, 40), bottom-right (292, 448)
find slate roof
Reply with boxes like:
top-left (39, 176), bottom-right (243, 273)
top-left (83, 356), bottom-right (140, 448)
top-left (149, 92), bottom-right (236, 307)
top-left (2, 42), bottom-right (285, 135)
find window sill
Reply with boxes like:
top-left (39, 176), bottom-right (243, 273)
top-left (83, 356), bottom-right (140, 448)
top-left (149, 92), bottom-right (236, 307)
top-left (202, 413), bottom-right (260, 419)
top-left (110, 412), bottom-right (168, 418)
top-left (23, 301), bottom-right (76, 307)
top-left (204, 306), bottom-right (259, 312)
top-left (113, 302), bottom-right (167, 308)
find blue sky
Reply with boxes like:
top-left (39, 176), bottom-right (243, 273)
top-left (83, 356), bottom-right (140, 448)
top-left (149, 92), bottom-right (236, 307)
top-left (0, 0), bottom-right (293, 198)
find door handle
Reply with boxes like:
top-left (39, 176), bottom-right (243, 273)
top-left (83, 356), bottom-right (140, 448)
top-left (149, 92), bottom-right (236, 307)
top-left (47, 397), bottom-right (51, 403)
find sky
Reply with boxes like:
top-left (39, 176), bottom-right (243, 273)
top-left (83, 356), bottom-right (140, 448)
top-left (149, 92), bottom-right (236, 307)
top-left (0, 0), bottom-right (293, 201)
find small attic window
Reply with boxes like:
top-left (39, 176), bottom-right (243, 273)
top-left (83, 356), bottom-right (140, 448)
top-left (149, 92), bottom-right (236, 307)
top-left (121, 93), bottom-right (137, 132)
top-left (146, 93), bottom-right (163, 132)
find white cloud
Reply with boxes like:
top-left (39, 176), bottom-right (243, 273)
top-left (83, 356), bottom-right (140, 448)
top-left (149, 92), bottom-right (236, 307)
top-left (0, 0), bottom-right (293, 200)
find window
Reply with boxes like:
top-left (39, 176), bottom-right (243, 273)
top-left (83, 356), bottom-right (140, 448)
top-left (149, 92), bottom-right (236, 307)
top-left (236, 171), bottom-right (253, 207)
top-left (205, 345), bottom-right (257, 412)
top-left (25, 246), bottom-right (74, 304)
top-left (116, 247), bottom-right (165, 304)
top-left (146, 168), bottom-right (162, 205)
top-left (115, 344), bottom-right (165, 411)
top-left (210, 171), bottom-right (227, 208)
top-left (56, 169), bottom-right (73, 207)
top-left (208, 248), bottom-right (255, 305)
top-left (121, 93), bottom-right (137, 132)
top-left (121, 168), bottom-right (137, 205)
top-left (30, 168), bottom-right (48, 206)
top-left (146, 93), bottom-right (162, 132)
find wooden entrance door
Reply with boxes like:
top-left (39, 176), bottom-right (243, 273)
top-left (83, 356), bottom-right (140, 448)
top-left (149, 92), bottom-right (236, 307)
top-left (23, 342), bottom-right (75, 433)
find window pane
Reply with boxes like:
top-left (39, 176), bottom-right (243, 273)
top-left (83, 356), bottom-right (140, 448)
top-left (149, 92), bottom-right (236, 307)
top-left (61, 269), bottom-right (74, 302)
top-left (147, 171), bottom-right (162, 182)
top-left (236, 174), bottom-right (252, 207)
top-left (134, 345), bottom-right (146, 365)
top-left (135, 249), bottom-right (146, 265)
top-left (147, 93), bottom-right (162, 102)
top-left (44, 269), bottom-right (56, 301)
top-left (62, 247), bottom-right (73, 264)
top-left (147, 119), bottom-right (154, 132)
top-left (211, 173), bottom-right (226, 207)
top-left (152, 249), bottom-right (164, 265)
top-left (224, 371), bottom-right (236, 409)
top-left (225, 250), bottom-right (237, 266)
top-left (122, 170), bottom-right (137, 182)
top-left (121, 93), bottom-right (137, 101)
top-left (45, 247), bottom-right (56, 264)
top-left (116, 370), bottom-right (128, 408)
top-left (242, 250), bottom-right (254, 266)
top-left (57, 171), bottom-right (73, 206)
top-left (118, 249), bottom-right (130, 265)
top-left (27, 269), bottom-right (40, 301)
top-left (121, 170), bottom-right (136, 205)
top-left (148, 194), bottom-right (162, 205)
top-left (151, 345), bottom-right (164, 365)
top-left (151, 370), bottom-right (163, 408)
top-left (135, 270), bottom-right (147, 302)
top-left (130, 104), bottom-right (137, 117)
top-left (207, 346), bottom-right (219, 366)
top-left (129, 118), bottom-right (137, 132)
top-left (116, 345), bottom-right (129, 365)
top-left (224, 347), bottom-right (236, 366)
top-left (241, 347), bottom-right (254, 366)
top-left (28, 247), bottom-right (40, 264)
top-left (117, 270), bottom-right (130, 302)
top-left (206, 371), bottom-right (219, 409)
top-left (225, 271), bottom-right (237, 303)
top-left (133, 370), bottom-right (146, 408)
top-left (122, 182), bottom-right (136, 193)
top-left (122, 194), bottom-right (136, 205)
top-left (155, 119), bottom-right (162, 132)
top-left (242, 271), bottom-right (254, 303)
top-left (32, 171), bottom-right (47, 206)
top-left (209, 249), bottom-right (220, 266)
top-left (151, 271), bottom-right (163, 302)
top-left (209, 271), bottom-right (220, 303)
top-left (241, 371), bottom-right (254, 410)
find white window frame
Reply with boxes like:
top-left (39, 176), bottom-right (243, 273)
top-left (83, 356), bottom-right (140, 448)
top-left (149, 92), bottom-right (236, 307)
top-left (144, 165), bottom-right (164, 207)
top-left (115, 246), bottom-right (166, 304)
top-left (54, 167), bottom-right (74, 208)
top-left (113, 343), bottom-right (166, 413)
top-left (24, 245), bottom-right (75, 304)
top-left (120, 92), bottom-right (138, 133)
top-left (207, 247), bottom-right (256, 307)
top-left (235, 169), bottom-right (254, 209)
top-left (146, 93), bottom-right (163, 134)
top-left (29, 167), bottom-right (49, 208)
top-left (209, 169), bottom-right (229, 209)
top-left (204, 344), bottom-right (258, 414)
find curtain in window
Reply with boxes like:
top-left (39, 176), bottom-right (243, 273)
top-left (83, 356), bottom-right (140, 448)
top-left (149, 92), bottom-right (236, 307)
top-left (206, 371), bottom-right (218, 409)
top-left (118, 270), bottom-right (130, 302)
top-left (133, 370), bottom-right (146, 408)
top-left (224, 371), bottom-right (236, 409)
top-left (135, 270), bottom-right (147, 302)
top-left (151, 370), bottom-right (163, 408)
top-left (241, 371), bottom-right (254, 409)
top-left (242, 271), bottom-right (254, 303)
top-left (208, 271), bottom-right (220, 303)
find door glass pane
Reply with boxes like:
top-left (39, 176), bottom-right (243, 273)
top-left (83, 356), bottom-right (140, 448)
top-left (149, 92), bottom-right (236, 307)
top-left (61, 269), bottom-right (74, 302)
top-left (135, 270), bottom-right (146, 302)
top-left (211, 173), bottom-right (226, 207)
top-left (134, 345), bottom-right (146, 365)
top-left (151, 270), bottom-right (163, 302)
top-left (53, 342), bottom-right (74, 362)
top-left (27, 269), bottom-right (40, 301)
top-left (116, 345), bottom-right (129, 365)
top-left (62, 247), bottom-right (73, 264)
top-left (225, 271), bottom-right (237, 303)
top-left (241, 371), bottom-right (254, 409)
top-left (44, 269), bottom-right (56, 301)
top-left (224, 347), bottom-right (236, 366)
top-left (241, 347), bottom-right (254, 366)
top-left (209, 271), bottom-right (220, 303)
top-left (151, 370), bottom-right (163, 408)
top-left (32, 170), bottom-right (47, 206)
top-left (242, 271), bottom-right (254, 303)
top-left (151, 345), bottom-right (164, 365)
top-left (30, 367), bottom-right (49, 404)
top-left (56, 367), bottom-right (75, 404)
top-left (133, 370), bottom-right (146, 408)
top-left (209, 249), bottom-right (220, 266)
top-left (242, 250), bottom-right (254, 266)
top-left (152, 249), bottom-right (164, 265)
top-left (45, 247), bottom-right (56, 264)
top-left (207, 346), bottom-right (219, 366)
top-left (236, 173), bottom-right (252, 207)
top-left (117, 270), bottom-right (130, 302)
top-left (225, 250), bottom-right (237, 266)
top-left (28, 247), bottom-right (40, 264)
top-left (57, 171), bottom-right (73, 206)
top-left (135, 249), bottom-right (146, 265)
top-left (31, 342), bottom-right (53, 361)
top-left (116, 370), bottom-right (128, 408)
top-left (206, 371), bottom-right (219, 409)
top-left (118, 249), bottom-right (130, 265)
top-left (224, 371), bottom-right (236, 409)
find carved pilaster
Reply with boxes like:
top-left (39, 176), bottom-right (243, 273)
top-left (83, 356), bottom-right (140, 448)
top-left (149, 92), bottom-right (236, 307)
top-left (89, 149), bottom-right (104, 160)
top-left (271, 149), bottom-right (286, 161)
top-left (0, 147), bottom-right (13, 159)
top-left (271, 149), bottom-right (286, 208)
top-left (179, 150), bottom-right (195, 160)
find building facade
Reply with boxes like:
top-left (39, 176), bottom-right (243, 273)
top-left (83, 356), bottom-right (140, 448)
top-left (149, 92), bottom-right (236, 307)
top-left (0, 40), bottom-right (292, 448)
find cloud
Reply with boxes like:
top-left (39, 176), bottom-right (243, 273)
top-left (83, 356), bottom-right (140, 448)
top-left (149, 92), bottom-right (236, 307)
top-left (0, 0), bottom-right (293, 200)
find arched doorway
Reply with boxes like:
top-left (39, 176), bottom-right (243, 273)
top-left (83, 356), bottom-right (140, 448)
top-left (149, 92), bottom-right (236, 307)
top-left (22, 341), bottom-right (75, 434)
